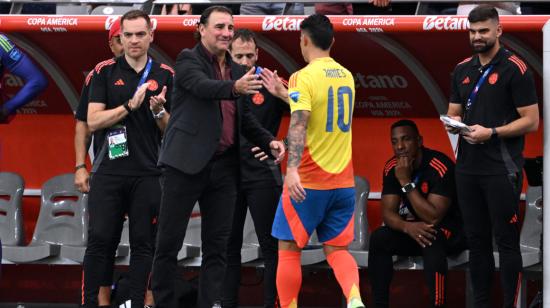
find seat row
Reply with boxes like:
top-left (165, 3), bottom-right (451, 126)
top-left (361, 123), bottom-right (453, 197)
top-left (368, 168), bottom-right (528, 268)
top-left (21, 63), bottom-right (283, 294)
top-left (0, 172), bottom-right (542, 270)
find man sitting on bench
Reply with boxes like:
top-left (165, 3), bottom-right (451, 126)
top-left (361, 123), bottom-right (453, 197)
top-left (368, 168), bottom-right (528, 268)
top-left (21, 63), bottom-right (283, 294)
top-left (368, 119), bottom-right (466, 308)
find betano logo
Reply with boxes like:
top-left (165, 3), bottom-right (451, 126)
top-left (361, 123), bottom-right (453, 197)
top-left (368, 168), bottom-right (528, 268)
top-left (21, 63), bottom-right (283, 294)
top-left (262, 16), bottom-right (304, 31)
top-left (423, 16), bottom-right (469, 31)
top-left (354, 73), bottom-right (408, 89)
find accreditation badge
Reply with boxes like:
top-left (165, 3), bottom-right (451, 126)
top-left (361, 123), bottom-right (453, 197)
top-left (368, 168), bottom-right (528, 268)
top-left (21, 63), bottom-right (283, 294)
top-left (107, 126), bottom-right (129, 160)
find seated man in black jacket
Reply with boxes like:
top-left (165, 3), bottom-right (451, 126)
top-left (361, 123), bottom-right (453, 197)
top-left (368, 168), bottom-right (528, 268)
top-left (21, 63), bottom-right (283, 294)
top-left (368, 119), bottom-right (466, 308)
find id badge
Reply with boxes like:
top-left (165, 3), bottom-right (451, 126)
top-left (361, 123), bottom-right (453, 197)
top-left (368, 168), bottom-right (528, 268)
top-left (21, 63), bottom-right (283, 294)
top-left (107, 126), bottom-right (129, 160)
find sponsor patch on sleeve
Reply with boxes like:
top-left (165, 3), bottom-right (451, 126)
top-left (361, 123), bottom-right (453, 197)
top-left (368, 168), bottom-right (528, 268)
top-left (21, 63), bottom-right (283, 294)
top-left (289, 91), bottom-right (300, 103)
top-left (9, 48), bottom-right (22, 62)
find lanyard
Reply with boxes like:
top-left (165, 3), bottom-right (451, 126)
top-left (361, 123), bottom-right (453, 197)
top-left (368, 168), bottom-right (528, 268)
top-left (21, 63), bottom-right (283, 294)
top-left (466, 65), bottom-right (493, 111)
top-left (136, 57), bottom-right (153, 92)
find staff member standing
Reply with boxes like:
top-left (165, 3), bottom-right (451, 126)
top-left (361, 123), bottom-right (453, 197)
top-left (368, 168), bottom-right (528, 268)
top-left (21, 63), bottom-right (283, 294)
top-left (222, 28), bottom-right (289, 308)
top-left (74, 18), bottom-right (128, 307)
top-left (83, 10), bottom-right (173, 308)
top-left (151, 6), bottom-right (284, 308)
top-left (446, 5), bottom-right (539, 307)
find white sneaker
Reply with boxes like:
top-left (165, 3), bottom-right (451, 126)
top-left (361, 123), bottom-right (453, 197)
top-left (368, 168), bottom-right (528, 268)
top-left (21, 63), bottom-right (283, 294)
top-left (347, 297), bottom-right (365, 308)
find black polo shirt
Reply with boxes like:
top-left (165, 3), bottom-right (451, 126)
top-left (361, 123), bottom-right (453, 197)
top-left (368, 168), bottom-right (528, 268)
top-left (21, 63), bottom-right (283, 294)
top-left (75, 69), bottom-right (98, 155)
top-left (88, 55), bottom-right (174, 176)
top-left (382, 147), bottom-right (462, 232)
top-left (450, 47), bottom-right (538, 175)
top-left (240, 86), bottom-right (288, 189)
top-left (75, 70), bottom-right (95, 122)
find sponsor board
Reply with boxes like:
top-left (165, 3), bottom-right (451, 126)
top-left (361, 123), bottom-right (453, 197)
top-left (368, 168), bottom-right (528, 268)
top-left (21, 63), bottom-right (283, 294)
top-left (354, 73), bottom-right (408, 89)
top-left (356, 96), bottom-right (412, 117)
top-left (343, 17), bottom-right (395, 27)
top-left (262, 16), bottom-right (304, 31)
top-left (423, 16), bottom-right (469, 31)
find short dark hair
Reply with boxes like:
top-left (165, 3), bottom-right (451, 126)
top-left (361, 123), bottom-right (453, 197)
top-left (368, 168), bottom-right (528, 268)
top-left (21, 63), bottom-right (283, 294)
top-left (121, 9), bottom-right (152, 30)
top-left (194, 5), bottom-right (233, 41)
top-left (230, 29), bottom-right (257, 50)
top-left (468, 5), bottom-right (499, 23)
top-left (391, 119), bottom-right (420, 136)
top-left (300, 14), bottom-right (333, 51)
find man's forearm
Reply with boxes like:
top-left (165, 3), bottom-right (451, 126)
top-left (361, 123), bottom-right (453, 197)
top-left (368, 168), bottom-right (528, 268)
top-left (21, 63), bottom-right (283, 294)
top-left (495, 110), bottom-right (539, 138)
top-left (286, 110), bottom-right (310, 168)
top-left (447, 102), bottom-right (463, 118)
top-left (277, 88), bottom-right (289, 104)
top-left (383, 211), bottom-right (408, 233)
top-left (155, 112), bottom-right (170, 133)
top-left (88, 104), bottom-right (128, 132)
top-left (75, 120), bottom-right (91, 165)
top-left (405, 190), bottom-right (443, 225)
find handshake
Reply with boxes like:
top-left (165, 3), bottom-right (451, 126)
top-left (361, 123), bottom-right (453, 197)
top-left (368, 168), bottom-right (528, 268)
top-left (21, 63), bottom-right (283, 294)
top-left (234, 66), bottom-right (288, 102)
top-left (234, 66), bottom-right (263, 95)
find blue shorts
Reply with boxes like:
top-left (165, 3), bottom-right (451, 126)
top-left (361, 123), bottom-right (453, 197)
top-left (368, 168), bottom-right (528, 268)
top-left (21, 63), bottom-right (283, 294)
top-left (271, 187), bottom-right (355, 248)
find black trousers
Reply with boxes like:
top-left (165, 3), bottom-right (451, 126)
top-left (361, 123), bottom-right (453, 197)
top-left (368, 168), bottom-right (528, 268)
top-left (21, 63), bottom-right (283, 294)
top-left (456, 173), bottom-right (523, 308)
top-left (368, 226), bottom-right (465, 308)
top-left (152, 152), bottom-right (239, 308)
top-left (222, 185), bottom-right (281, 308)
top-left (83, 174), bottom-right (160, 308)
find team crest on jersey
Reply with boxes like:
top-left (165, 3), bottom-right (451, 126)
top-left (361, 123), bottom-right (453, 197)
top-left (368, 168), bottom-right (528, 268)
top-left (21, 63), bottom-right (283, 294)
top-left (252, 93), bottom-right (264, 105)
top-left (488, 72), bottom-right (498, 85)
top-left (421, 182), bottom-right (429, 194)
top-left (462, 76), bottom-right (470, 84)
top-left (147, 79), bottom-right (158, 91)
top-left (9, 48), bottom-right (21, 62)
top-left (289, 91), bottom-right (300, 103)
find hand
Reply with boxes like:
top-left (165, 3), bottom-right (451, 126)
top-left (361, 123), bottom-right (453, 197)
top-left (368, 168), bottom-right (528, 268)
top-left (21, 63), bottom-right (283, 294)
top-left (74, 168), bottom-right (90, 193)
top-left (370, 0), bottom-right (390, 7)
top-left (234, 67), bottom-right (263, 95)
top-left (285, 168), bottom-right (306, 202)
top-left (150, 86), bottom-right (167, 114)
top-left (251, 146), bottom-right (269, 161)
top-left (128, 82), bottom-right (150, 110)
top-left (462, 124), bottom-right (492, 144)
top-left (394, 156), bottom-right (413, 186)
top-left (269, 140), bottom-right (285, 164)
top-left (444, 115), bottom-right (463, 135)
top-left (404, 221), bottom-right (437, 248)
top-left (260, 68), bottom-right (287, 100)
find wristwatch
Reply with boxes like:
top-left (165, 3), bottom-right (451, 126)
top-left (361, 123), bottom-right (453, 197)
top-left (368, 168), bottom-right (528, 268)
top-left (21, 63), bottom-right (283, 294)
top-left (401, 182), bottom-right (416, 194)
top-left (491, 127), bottom-right (498, 139)
top-left (123, 100), bottom-right (133, 113)
top-left (152, 108), bottom-right (166, 119)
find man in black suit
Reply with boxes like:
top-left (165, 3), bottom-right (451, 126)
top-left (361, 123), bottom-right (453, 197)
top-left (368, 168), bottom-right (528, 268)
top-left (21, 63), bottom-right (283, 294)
top-left (151, 6), bottom-right (285, 308)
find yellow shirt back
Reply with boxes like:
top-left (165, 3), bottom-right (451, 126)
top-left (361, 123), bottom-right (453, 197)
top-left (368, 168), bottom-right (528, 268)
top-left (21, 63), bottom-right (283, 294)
top-left (288, 57), bottom-right (355, 189)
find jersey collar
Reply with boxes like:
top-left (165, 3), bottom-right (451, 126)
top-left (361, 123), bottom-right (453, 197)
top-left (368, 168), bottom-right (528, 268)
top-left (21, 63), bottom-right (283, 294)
top-left (470, 47), bottom-right (507, 69)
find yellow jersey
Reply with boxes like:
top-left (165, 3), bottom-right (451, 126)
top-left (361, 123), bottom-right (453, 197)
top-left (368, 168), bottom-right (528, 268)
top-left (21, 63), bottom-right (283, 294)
top-left (288, 57), bottom-right (355, 190)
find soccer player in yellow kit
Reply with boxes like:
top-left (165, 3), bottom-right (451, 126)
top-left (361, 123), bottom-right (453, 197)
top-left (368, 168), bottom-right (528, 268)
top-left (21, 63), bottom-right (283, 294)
top-left (271, 14), bottom-right (364, 308)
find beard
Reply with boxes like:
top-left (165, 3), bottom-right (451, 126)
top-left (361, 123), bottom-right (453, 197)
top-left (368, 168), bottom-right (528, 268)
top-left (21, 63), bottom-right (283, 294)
top-left (471, 39), bottom-right (496, 54)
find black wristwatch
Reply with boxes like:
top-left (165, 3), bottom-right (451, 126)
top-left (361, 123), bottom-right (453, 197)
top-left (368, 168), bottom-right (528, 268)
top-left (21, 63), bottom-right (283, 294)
top-left (401, 182), bottom-right (416, 194)
top-left (491, 127), bottom-right (498, 139)
top-left (123, 100), bottom-right (133, 113)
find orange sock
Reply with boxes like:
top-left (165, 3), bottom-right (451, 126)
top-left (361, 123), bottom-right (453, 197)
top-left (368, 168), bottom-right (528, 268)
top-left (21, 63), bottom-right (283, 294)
top-left (276, 250), bottom-right (302, 308)
top-left (326, 250), bottom-right (361, 303)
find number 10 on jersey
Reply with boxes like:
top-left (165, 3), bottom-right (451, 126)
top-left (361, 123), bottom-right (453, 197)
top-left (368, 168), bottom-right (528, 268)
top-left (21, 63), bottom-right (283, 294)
top-left (326, 85), bottom-right (353, 133)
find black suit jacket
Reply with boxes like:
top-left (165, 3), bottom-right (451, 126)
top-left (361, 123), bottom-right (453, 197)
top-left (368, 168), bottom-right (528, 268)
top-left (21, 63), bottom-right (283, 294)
top-left (159, 44), bottom-right (274, 174)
